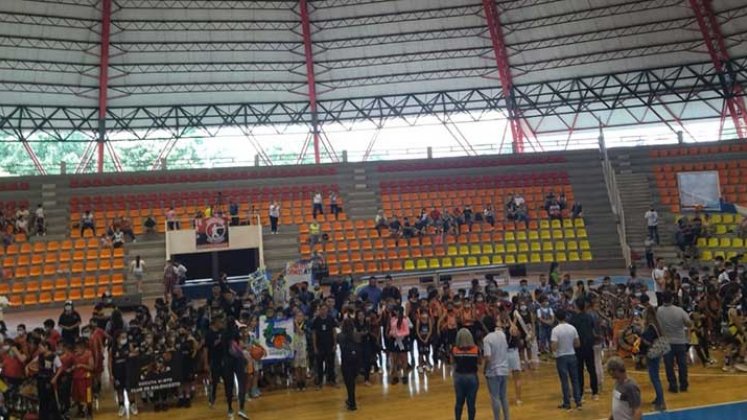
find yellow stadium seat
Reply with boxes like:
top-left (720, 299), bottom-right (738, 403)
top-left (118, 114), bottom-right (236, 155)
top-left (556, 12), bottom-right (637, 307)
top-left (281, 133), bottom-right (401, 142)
top-left (458, 245), bottom-right (469, 255)
top-left (543, 252), bottom-right (554, 262)
top-left (504, 255), bottom-right (516, 264)
top-left (404, 260), bottom-right (416, 270)
top-left (722, 214), bottom-right (734, 224)
top-left (707, 238), bottom-right (718, 248)
top-left (517, 254), bottom-right (528, 264)
top-left (567, 241), bottom-right (578, 250)
top-left (506, 243), bottom-right (517, 253)
top-left (732, 238), bottom-right (744, 248)
top-left (710, 214), bottom-right (722, 223)
top-left (696, 237), bottom-right (707, 247)
top-left (568, 252), bottom-right (580, 262)
top-left (530, 242), bottom-right (541, 252)
top-left (530, 253), bottom-right (541, 263)
top-left (577, 229), bottom-right (588, 238)
top-left (562, 219), bottom-right (573, 228)
top-left (581, 251), bottom-right (593, 261)
top-left (479, 256), bottom-right (490, 265)
top-left (425, 258), bottom-right (437, 269)
top-left (715, 225), bottom-right (727, 235)
top-left (551, 220), bottom-right (561, 229)
top-left (564, 229), bottom-right (575, 238)
top-left (494, 243), bottom-right (505, 254)
top-left (542, 242), bottom-right (554, 251)
top-left (441, 257), bottom-right (453, 268)
top-left (574, 218), bottom-right (585, 227)
top-left (505, 232), bottom-right (515, 241)
top-left (555, 252), bottom-right (567, 262)
top-left (516, 231), bottom-right (527, 241)
top-left (482, 244), bottom-right (493, 254)
top-left (528, 231), bottom-right (539, 240)
top-left (720, 238), bottom-right (732, 248)
top-left (552, 230), bottom-right (563, 239)
top-left (540, 230), bottom-right (551, 240)
top-left (454, 257), bottom-right (466, 268)
top-left (491, 255), bottom-right (503, 264)
top-left (470, 245), bottom-right (481, 255)
top-left (580, 240), bottom-right (590, 250)
top-left (447, 246), bottom-right (458, 256)
top-left (518, 243), bottom-right (529, 253)
top-left (540, 220), bottom-right (550, 229)
top-left (416, 259), bottom-right (428, 270)
top-left (555, 242), bottom-right (566, 251)
top-left (465, 256), bottom-right (476, 266)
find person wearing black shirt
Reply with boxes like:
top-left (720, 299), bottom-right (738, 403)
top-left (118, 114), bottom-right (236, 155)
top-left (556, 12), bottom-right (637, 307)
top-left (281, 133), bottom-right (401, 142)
top-left (570, 299), bottom-right (599, 400)
top-left (338, 318), bottom-right (361, 411)
top-left (381, 275), bottom-right (401, 302)
top-left (312, 304), bottom-right (337, 388)
top-left (110, 331), bottom-right (131, 416)
top-left (330, 277), bottom-right (352, 313)
top-left (58, 301), bottom-right (81, 345)
top-left (36, 340), bottom-right (61, 420)
top-left (170, 287), bottom-right (190, 316)
top-left (206, 318), bottom-right (227, 407)
top-left (222, 291), bottom-right (243, 321)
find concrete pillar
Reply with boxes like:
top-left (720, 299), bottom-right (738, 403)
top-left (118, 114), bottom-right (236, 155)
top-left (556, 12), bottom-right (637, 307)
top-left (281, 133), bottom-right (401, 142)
top-left (254, 154), bottom-right (260, 167)
top-left (427, 147), bottom-right (433, 159)
top-left (60, 161), bottom-right (66, 175)
top-left (341, 150), bottom-right (348, 163)
top-left (677, 130), bottom-right (684, 144)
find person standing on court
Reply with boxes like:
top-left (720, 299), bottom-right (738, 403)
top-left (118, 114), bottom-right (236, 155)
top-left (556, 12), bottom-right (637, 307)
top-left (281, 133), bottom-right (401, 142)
top-left (651, 258), bottom-right (667, 306)
top-left (656, 291), bottom-right (692, 393)
top-left (551, 309), bottom-right (582, 410)
top-left (570, 299), bottom-right (599, 401)
top-left (606, 356), bottom-right (643, 420)
top-left (483, 315), bottom-right (510, 420)
top-left (338, 317), bottom-right (361, 411)
top-left (452, 328), bottom-right (480, 420)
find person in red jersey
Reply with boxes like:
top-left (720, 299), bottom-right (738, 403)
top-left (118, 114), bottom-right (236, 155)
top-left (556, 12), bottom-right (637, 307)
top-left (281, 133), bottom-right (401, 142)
top-left (71, 338), bottom-right (94, 419)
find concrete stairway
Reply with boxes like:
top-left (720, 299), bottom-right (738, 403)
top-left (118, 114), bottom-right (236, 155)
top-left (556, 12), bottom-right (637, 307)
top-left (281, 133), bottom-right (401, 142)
top-left (125, 236), bottom-right (165, 297)
top-left (339, 165), bottom-right (378, 220)
top-left (262, 225), bottom-right (300, 275)
top-left (614, 154), bottom-right (679, 263)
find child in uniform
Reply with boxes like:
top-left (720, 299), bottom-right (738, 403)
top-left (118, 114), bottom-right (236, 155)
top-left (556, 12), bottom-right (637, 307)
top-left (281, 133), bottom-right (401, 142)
top-left (71, 338), bottom-right (94, 419)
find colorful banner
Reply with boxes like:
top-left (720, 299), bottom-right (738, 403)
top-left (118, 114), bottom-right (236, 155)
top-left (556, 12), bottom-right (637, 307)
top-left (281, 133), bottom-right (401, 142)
top-left (195, 216), bottom-right (230, 249)
top-left (129, 350), bottom-right (183, 393)
top-left (258, 316), bottom-right (294, 362)
top-left (284, 260), bottom-right (313, 291)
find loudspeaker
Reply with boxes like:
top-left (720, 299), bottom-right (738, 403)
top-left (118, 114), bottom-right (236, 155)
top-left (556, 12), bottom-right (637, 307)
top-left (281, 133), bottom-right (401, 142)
top-left (508, 264), bottom-right (527, 277)
top-left (113, 293), bottom-right (142, 311)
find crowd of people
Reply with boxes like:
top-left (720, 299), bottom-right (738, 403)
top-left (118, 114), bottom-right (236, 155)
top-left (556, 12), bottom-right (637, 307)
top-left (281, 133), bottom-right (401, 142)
top-left (0, 255), bottom-right (744, 420)
top-left (0, 204), bottom-right (45, 249)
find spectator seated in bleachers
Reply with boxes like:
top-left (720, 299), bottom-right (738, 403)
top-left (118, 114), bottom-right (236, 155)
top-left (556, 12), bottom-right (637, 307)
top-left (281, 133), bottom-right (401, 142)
top-left (415, 208), bottom-right (429, 234)
top-left (462, 205), bottom-right (474, 232)
top-left (192, 211), bottom-right (204, 229)
top-left (80, 210), bottom-right (96, 237)
top-left (144, 214), bottom-right (157, 234)
top-left (483, 204), bottom-right (495, 227)
top-left (402, 217), bottom-right (416, 239)
top-left (99, 233), bottom-right (113, 249)
top-left (229, 200), bottom-right (240, 226)
top-left (675, 217), bottom-right (698, 264)
top-left (119, 215), bottom-right (136, 243)
top-left (374, 209), bottom-right (388, 237)
top-left (14, 215), bottom-right (28, 238)
top-left (112, 228), bottom-right (125, 249)
top-left (571, 201), bottom-right (583, 220)
top-left (429, 207), bottom-right (441, 225)
top-left (309, 219), bottom-right (322, 246)
top-left (547, 200), bottom-right (562, 221)
top-left (388, 215), bottom-right (403, 240)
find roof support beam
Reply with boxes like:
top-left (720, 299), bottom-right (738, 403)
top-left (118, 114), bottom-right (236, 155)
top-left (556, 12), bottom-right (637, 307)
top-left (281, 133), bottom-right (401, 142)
top-left (300, 0), bottom-right (322, 164)
top-left (688, 0), bottom-right (747, 139)
top-left (97, 0), bottom-right (112, 173)
top-left (482, 0), bottom-right (528, 153)
top-left (21, 141), bottom-right (47, 176)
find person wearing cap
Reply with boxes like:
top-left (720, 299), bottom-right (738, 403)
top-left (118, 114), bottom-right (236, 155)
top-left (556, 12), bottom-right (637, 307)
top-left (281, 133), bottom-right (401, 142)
top-left (58, 301), bottom-right (82, 346)
top-left (358, 277), bottom-right (383, 308)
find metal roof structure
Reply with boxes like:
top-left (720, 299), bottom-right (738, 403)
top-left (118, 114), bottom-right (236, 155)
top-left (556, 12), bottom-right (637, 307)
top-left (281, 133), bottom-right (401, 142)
top-left (0, 0), bottom-right (745, 172)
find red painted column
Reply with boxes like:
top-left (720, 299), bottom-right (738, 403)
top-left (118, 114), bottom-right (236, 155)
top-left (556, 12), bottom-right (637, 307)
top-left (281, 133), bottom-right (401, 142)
top-left (482, 0), bottom-right (526, 153)
top-left (299, 0), bottom-right (321, 164)
top-left (688, 0), bottom-right (747, 139)
top-left (97, 0), bottom-right (112, 173)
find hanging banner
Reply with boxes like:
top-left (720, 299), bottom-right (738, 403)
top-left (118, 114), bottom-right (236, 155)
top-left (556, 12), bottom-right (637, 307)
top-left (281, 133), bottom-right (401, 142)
top-left (258, 316), bottom-right (294, 362)
top-left (284, 260), bottom-right (313, 290)
top-left (677, 171), bottom-right (721, 211)
top-left (129, 350), bottom-right (183, 393)
top-left (196, 216), bottom-right (230, 249)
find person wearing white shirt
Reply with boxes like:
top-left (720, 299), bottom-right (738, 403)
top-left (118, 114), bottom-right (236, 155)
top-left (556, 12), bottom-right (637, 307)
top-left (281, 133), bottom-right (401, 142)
top-left (551, 310), bottom-right (582, 410)
top-left (644, 207), bottom-right (659, 244)
top-left (651, 258), bottom-right (667, 305)
top-left (269, 201), bottom-right (280, 234)
top-left (34, 204), bottom-right (46, 236)
top-left (175, 262), bottom-right (188, 284)
top-left (129, 256), bottom-right (146, 294)
top-left (483, 315), bottom-right (510, 420)
top-left (312, 192), bottom-right (323, 219)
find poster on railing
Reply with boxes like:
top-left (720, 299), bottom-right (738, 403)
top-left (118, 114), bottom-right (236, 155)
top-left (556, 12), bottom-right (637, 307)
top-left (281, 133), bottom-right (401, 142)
top-left (195, 216), bottom-right (230, 249)
top-left (129, 350), bottom-right (183, 393)
top-left (677, 171), bottom-right (721, 211)
top-left (258, 316), bottom-right (294, 362)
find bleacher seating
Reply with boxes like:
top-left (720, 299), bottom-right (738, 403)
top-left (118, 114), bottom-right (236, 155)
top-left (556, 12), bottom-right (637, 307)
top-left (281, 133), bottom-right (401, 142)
top-left (650, 143), bottom-right (747, 158)
top-left (689, 213), bottom-right (747, 263)
top-left (301, 172), bottom-right (591, 277)
top-left (0, 238), bottom-right (125, 307)
top-left (0, 181), bottom-right (30, 191)
top-left (69, 166), bottom-right (336, 188)
top-left (69, 184), bottom-right (343, 237)
top-left (377, 155), bottom-right (565, 172)
top-left (654, 159), bottom-right (747, 212)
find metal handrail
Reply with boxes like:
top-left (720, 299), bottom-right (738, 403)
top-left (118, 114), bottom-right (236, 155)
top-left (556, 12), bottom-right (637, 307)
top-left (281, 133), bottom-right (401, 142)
top-left (600, 144), bottom-right (632, 267)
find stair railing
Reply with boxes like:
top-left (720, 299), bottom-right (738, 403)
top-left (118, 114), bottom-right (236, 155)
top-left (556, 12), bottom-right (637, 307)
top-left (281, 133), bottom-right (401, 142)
top-left (600, 145), bottom-right (632, 267)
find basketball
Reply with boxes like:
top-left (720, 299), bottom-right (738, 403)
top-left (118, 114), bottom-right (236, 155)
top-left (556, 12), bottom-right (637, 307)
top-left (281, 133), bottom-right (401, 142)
top-left (250, 345), bottom-right (265, 361)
